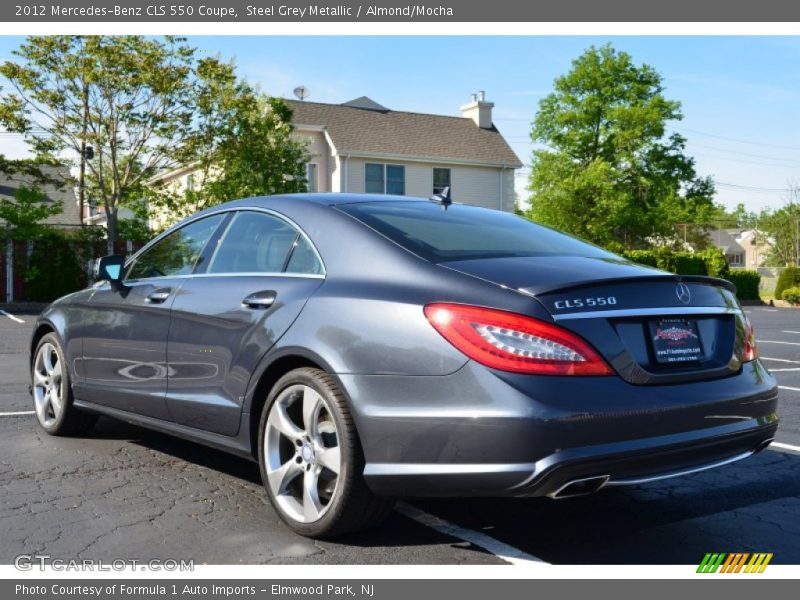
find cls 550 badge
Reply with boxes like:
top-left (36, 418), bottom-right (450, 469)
top-left (554, 296), bottom-right (618, 310)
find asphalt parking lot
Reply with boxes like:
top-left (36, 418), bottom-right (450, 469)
top-left (1, 307), bottom-right (799, 565)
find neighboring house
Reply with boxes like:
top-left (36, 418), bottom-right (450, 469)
top-left (0, 166), bottom-right (80, 228)
top-left (709, 228), bottom-right (772, 269)
top-left (709, 229), bottom-right (746, 267)
top-left (734, 228), bottom-right (772, 269)
top-left (287, 92), bottom-right (522, 211)
top-left (149, 92), bottom-right (522, 222)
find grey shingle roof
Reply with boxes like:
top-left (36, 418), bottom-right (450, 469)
top-left (285, 98), bottom-right (522, 168)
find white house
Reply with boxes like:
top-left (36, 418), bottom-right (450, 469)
top-left (285, 93), bottom-right (522, 211)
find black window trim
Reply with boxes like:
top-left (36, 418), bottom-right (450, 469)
top-left (123, 207), bottom-right (326, 281)
top-left (432, 167), bottom-right (451, 195)
top-left (124, 212), bottom-right (227, 282)
top-left (365, 162), bottom-right (406, 195)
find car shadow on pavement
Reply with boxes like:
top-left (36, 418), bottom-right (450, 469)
top-left (88, 416), bottom-right (263, 485)
top-left (83, 416), bottom-right (498, 557)
top-left (82, 417), bottom-right (800, 563)
top-left (413, 449), bottom-right (800, 564)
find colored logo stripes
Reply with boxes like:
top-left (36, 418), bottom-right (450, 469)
top-left (697, 552), bottom-right (773, 573)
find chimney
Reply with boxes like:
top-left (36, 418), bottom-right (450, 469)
top-left (460, 90), bottom-right (494, 129)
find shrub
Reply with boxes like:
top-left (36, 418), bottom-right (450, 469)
top-left (726, 270), bottom-right (761, 301)
top-left (673, 253), bottom-right (707, 276)
top-left (775, 266), bottom-right (800, 300)
top-left (623, 249), bottom-right (659, 268)
top-left (622, 249), bottom-right (708, 275)
top-left (23, 231), bottom-right (84, 302)
top-left (702, 247), bottom-right (730, 279)
top-left (605, 240), bottom-right (625, 255)
top-left (782, 287), bottom-right (800, 306)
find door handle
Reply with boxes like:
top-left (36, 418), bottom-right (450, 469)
top-left (146, 288), bottom-right (172, 304)
top-left (242, 290), bottom-right (277, 309)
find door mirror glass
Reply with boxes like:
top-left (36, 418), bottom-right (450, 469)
top-left (95, 255), bottom-right (125, 282)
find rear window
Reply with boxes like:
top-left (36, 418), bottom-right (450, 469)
top-left (337, 201), bottom-right (614, 262)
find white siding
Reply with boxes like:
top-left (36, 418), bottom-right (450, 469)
top-left (339, 158), bottom-right (514, 212)
top-left (295, 130), bottom-right (331, 193)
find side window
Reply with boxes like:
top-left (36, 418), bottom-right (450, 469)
top-left (207, 212), bottom-right (298, 274)
top-left (285, 236), bottom-right (324, 275)
top-left (126, 214), bottom-right (224, 280)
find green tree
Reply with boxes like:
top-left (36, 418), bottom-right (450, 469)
top-left (0, 36), bottom-right (206, 251)
top-left (527, 44), bottom-right (715, 248)
top-left (0, 185), bottom-right (62, 240)
top-left (146, 59), bottom-right (309, 225)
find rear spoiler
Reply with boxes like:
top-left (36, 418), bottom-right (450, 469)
top-left (520, 274), bottom-right (736, 297)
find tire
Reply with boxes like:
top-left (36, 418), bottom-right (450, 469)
top-left (258, 367), bottom-right (394, 538)
top-left (31, 333), bottom-right (97, 436)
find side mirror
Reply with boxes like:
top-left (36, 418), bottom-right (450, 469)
top-left (94, 255), bottom-right (125, 285)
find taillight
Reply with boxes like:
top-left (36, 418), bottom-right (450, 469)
top-left (743, 316), bottom-right (758, 362)
top-left (424, 303), bottom-right (612, 376)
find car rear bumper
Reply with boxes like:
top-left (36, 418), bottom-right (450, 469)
top-left (338, 359), bottom-right (779, 497)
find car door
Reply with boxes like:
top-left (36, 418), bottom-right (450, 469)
top-left (165, 209), bottom-right (325, 436)
top-left (77, 213), bottom-right (226, 419)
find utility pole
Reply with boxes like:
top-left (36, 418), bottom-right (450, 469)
top-left (78, 80), bottom-right (89, 227)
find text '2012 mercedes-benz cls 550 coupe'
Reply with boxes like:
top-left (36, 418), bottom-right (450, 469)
top-left (30, 193), bottom-right (779, 537)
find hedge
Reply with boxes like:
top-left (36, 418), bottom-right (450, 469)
top-left (726, 270), bottom-right (761, 301)
top-left (775, 266), bottom-right (800, 300)
top-left (782, 287), bottom-right (800, 306)
top-left (622, 248), bottom-right (712, 276)
top-left (619, 247), bottom-right (756, 297)
top-left (21, 231), bottom-right (85, 303)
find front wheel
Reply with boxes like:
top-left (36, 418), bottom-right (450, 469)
top-left (258, 367), bottom-right (394, 538)
top-left (32, 333), bottom-right (97, 436)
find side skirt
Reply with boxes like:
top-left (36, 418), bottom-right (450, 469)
top-left (73, 399), bottom-right (256, 462)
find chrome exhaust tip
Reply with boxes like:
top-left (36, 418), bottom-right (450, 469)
top-left (754, 438), bottom-right (774, 453)
top-left (548, 474), bottom-right (610, 499)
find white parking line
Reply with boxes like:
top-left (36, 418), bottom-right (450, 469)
top-left (769, 368), bottom-right (800, 372)
top-left (783, 331), bottom-right (800, 335)
top-left (771, 441), bottom-right (800, 454)
top-left (396, 502), bottom-right (547, 565)
top-left (0, 411), bottom-right (35, 416)
top-left (779, 386), bottom-right (800, 393)
top-left (0, 310), bottom-right (25, 324)
top-left (761, 357), bottom-right (800, 364)
top-left (760, 340), bottom-right (800, 346)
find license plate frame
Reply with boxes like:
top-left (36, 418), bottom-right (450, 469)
top-left (648, 318), bottom-right (704, 364)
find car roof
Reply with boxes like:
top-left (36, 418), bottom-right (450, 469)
top-left (237, 193), bottom-right (430, 208)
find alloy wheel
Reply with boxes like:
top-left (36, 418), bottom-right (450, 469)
top-left (264, 384), bottom-right (342, 523)
top-left (33, 342), bottom-right (64, 427)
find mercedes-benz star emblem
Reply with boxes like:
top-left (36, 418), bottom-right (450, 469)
top-left (676, 282), bottom-right (692, 304)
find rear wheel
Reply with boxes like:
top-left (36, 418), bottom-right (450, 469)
top-left (258, 367), bottom-right (394, 538)
top-left (32, 333), bottom-right (96, 436)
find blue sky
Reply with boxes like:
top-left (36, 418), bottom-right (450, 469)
top-left (1, 35), bottom-right (798, 212)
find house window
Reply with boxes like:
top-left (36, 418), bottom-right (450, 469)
top-left (729, 253), bottom-right (742, 266)
top-left (365, 163), bottom-right (405, 195)
top-left (433, 168), bottom-right (451, 195)
top-left (306, 163), bottom-right (318, 193)
top-left (186, 174), bottom-right (195, 192)
top-left (386, 165), bottom-right (405, 195)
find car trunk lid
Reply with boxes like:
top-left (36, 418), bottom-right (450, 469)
top-left (440, 255), bottom-right (746, 385)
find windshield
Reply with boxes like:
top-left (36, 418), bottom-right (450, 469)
top-left (337, 201), bottom-right (616, 263)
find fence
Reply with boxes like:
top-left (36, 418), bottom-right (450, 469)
top-left (0, 237), bottom-right (143, 304)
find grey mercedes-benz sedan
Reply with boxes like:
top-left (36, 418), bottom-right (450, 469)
top-left (29, 193), bottom-right (779, 537)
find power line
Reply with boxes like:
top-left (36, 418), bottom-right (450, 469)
top-left (688, 142), bottom-right (800, 165)
top-left (691, 152), bottom-right (800, 170)
top-left (679, 127), bottom-right (800, 152)
top-left (499, 122), bottom-right (800, 152)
